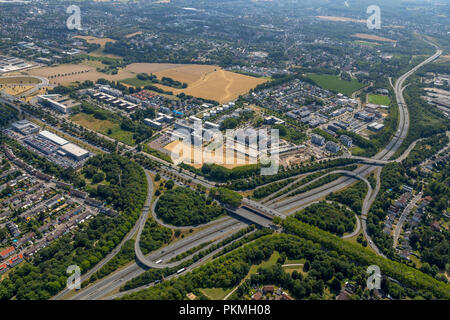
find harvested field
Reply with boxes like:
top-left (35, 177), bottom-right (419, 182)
top-left (0, 85), bottom-right (34, 96)
top-left (73, 35), bottom-right (116, 47)
top-left (27, 62), bottom-right (266, 102)
top-left (316, 16), bottom-right (365, 23)
top-left (0, 76), bottom-right (41, 85)
top-left (26, 64), bottom-right (134, 85)
top-left (437, 55), bottom-right (450, 63)
top-left (352, 33), bottom-right (396, 43)
top-left (125, 31), bottom-right (143, 38)
top-left (124, 64), bottom-right (266, 103)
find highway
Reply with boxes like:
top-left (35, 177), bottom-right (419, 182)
top-left (70, 218), bottom-right (247, 300)
top-left (51, 167), bottom-right (155, 300)
top-left (270, 44), bottom-right (442, 214)
top-left (266, 43), bottom-right (441, 255)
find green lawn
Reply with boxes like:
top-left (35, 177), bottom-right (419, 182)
top-left (350, 146), bottom-right (368, 156)
top-left (249, 251), bottom-right (280, 275)
top-left (200, 287), bottom-right (232, 300)
top-left (368, 94), bottom-right (391, 106)
top-left (307, 74), bottom-right (366, 97)
top-left (70, 112), bottom-right (136, 146)
top-left (121, 77), bottom-right (155, 88)
top-left (354, 40), bottom-right (380, 47)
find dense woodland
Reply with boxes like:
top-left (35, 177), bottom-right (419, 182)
top-left (293, 202), bottom-right (356, 236)
top-left (156, 187), bottom-right (225, 226)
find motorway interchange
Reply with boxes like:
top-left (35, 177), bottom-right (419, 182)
top-left (28, 43), bottom-right (440, 300)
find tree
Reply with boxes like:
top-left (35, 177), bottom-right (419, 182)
top-left (165, 180), bottom-right (174, 190)
top-left (330, 278), bottom-right (341, 294)
top-left (303, 261), bottom-right (310, 272)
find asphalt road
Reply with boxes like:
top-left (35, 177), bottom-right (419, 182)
top-left (70, 218), bottom-right (246, 300)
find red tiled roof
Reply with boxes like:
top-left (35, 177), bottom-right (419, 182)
top-left (0, 246), bottom-right (15, 258)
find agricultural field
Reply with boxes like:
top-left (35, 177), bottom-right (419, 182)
top-left (73, 35), bottom-right (120, 58)
top-left (0, 76), bottom-right (41, 85)
top-left (307, 74), bottom-right (366, 97)
top-left (70, 112), bottom-right (136, 146)
top-left (316, 16), bottom-right (365, 23)
top-left (124, 63), bottom-right (267, 103)
top-left (368, 94), bottom-right (391, 106)
top-left (352, 33), bottom-right (397, 43)
top-left (26, 63), bottom-right (134, 85)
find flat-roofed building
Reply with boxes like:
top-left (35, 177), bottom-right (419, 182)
top-left (60, 143), bottom-right (89, 161)
top-left (38, 130), bottom-right (68, 146)
top-left (11, 120), bottom-right (40, 135)
top-left (37, 94), bottom-right (81, 114)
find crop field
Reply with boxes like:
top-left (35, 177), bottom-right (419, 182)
top-left (352, 33), bottom-right (396, 43)
top-left (26, 64), bottom-right (134, 85)
top-left (70, 112), bottom-right (136, 146)
top-left (368, 94), bottom-right (391, 106)
top-left (316, 16), bottom-right (365, 23)
top-left (26, 62), bottom-right (265, 102)
top-left (0, 76), bottom-right (41, 85)
top-left (124, 63), bottom-right (267, 103)
top-left (307, 74), bottom-right (366, 97)
top-left (74, 35), bottom-right (116, 47)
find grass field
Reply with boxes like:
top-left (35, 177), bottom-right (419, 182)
top-left (307, 74), bottom-right (366, 97)
top-left (368, 94), bottom-right (391, 106)
top-left (249, 251), bottom-right (280, 276)
top-left (354, 40), bottom-right (380, 47)
top-left (70, 112), bottom-right (136, 146)
top-left (121, 77), bottom-right (157, 88)
top-left (0, 76), bottom-right (41, 85)
top-left (200, 288), bottom-right (232, 300)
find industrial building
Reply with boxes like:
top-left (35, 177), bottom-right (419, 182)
top-left (38, 130), bottom-right (69, 146)
top-left (59, 143), bottom-right (90, 161)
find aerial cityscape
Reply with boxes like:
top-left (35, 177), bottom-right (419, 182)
top-left (0, 0), bottom-right (448, 310)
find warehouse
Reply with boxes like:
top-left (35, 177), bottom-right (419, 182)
top-left (38, 130), bottom-right (69, 146)
top-left (60, 143), bottom-right (89, 161)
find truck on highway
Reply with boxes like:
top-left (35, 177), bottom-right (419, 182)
top-left (155, 259), bottom-right (163, 264)
top-left (177, 268), bottom-right (186, 274)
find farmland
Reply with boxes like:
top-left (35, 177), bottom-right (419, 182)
top-left (26, 63), bottom-right (134, 85)
top-left (307, 74), bottom-right (366, 97)
top-left (124, 63), bottom-right (267, 103)
top-left (352, 33), bottom-right (397, 43)
top-left (25, 62), bottom-right (265, 103)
